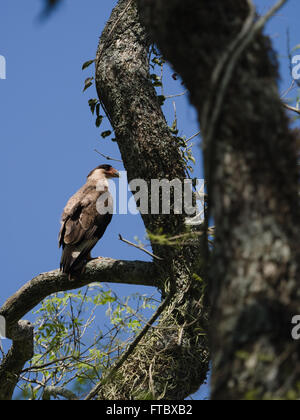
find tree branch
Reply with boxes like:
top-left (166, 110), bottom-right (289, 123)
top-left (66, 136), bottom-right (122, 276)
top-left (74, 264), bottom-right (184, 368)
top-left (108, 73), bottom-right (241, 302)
top-left (283, 103), bottom-right (300, 115)
top-left (0, 258), bottom-right (158, 333)
top-left (94, 149), bottom-right (123, 163)
top-left (0, 320), bottom-right (34, 400)
top-left (0, 257), bottom-right (158, 399)
top-left (42, 386), bottom-right (78, 401)
top-left (119, 234), bottom-right (163, 261)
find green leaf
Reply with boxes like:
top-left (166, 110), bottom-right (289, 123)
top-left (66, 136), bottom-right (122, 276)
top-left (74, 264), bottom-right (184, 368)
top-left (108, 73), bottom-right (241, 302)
top-left (171, 120), bottom-right (177, 131)
top-left (83, 77), bottom-right (94, 92)
top-left (157, 95), bottom-right (166, 106)
top-left (96, 102), bottom-right (101, 117)
top-left (101, 130), bottom-right (112, 138)
top-left (88, 98), bottom-right (98, 115)
top-left (82, 59), bottom-right (95, 70)
top-left (170, 127), bottom-right (179, 135)
top-left (95, 115), bottom-right (104, 128)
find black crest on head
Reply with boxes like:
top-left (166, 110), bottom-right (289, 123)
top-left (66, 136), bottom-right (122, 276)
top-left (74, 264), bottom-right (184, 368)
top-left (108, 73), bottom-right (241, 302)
top-left (98, 164), bottom-right (113, 171)
top-left (87, 164), bottom-right (112, 178)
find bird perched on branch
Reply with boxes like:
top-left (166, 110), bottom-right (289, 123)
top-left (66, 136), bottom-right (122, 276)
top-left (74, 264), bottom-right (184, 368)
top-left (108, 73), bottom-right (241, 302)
top-left (59, 164), bottom-right (119, 280)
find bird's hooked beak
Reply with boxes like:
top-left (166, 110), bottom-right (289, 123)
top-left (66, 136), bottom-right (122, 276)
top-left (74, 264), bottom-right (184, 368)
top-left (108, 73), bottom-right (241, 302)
top-left (108, 168), bottom-right (120, 178)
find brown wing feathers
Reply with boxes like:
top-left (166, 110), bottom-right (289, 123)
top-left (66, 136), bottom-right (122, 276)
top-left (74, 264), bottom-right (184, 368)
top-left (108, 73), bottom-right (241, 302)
top-left (60, 202), bottom-right (113, 279)
top-left (59, 167), bottom-right (116, 280)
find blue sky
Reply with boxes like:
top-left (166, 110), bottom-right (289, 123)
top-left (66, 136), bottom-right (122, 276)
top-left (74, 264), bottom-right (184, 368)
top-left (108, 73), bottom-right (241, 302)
top-left (0, 0), bottom-right (299, 400)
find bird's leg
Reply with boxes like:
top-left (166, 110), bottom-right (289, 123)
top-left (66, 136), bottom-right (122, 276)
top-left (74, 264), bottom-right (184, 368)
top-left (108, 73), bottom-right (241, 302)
top-left (86, 252), bottom-right (92, 262)
top-left (86, 252), bottom-right (103, 261)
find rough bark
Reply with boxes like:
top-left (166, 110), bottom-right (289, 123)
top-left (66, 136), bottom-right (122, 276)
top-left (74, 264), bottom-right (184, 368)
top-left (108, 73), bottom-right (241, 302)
top-left (138, 0), bottom-right (300, 400)
top-left (94, 0), bottom-right (209, 400)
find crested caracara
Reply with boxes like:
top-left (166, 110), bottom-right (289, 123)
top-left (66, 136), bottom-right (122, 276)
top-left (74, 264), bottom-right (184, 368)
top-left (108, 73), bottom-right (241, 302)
top-left (59, 164), bottom-right (119, 280)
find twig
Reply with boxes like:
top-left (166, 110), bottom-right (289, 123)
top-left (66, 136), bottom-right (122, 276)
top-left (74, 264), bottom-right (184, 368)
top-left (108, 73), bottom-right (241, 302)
top-left (149, 362), bottom-right (156, 399)
top-left (119, 234), bottom-right (164, 261)
top-left (94, 149), bottom-right (123, 163)
top-left (165, 90), bottom-right (188, 99)
top-left (186, 131), bottom-right (201, 143)
top-left (283, 103), bottom-right (300, 115)
top-left (177, 322), bottom-right (187, 346)
top-left (42, 386), bottom-right (78, 401)
top-left (84, 289), bottom-right (174, 400)
top-left (160, 60), bottom-right (164, 97)
top-left (280, 80), bottom-right (295, 99)
top-left (172, 101), bottom-right (177, 131)
top-left (21, 356), bottom-right (73, 374)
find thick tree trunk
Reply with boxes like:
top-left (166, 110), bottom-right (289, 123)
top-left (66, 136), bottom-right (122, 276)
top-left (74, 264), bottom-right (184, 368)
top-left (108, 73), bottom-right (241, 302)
top-left (0, 320), bottom-right (34, 400)
top-left (94, 0), bottom-right (209, 400)
top-left (138, 0), bottom-right (300, 400)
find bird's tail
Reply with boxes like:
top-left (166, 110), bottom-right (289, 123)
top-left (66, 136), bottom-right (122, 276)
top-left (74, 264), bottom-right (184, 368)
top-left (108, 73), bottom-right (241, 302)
top-left (60, 246), bottom-right (89, 281)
